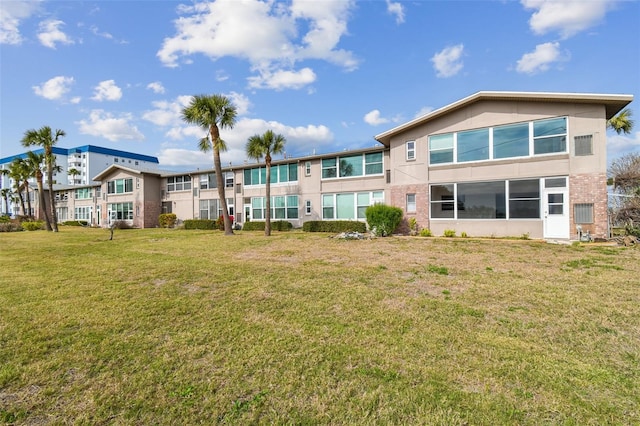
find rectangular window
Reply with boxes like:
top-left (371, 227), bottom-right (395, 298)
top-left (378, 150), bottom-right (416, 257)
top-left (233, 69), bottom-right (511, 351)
top-left (167, 175), bottom-right (192, 192)
top-left (75, 188), bottom-right (92, 199)
top-left (322, 194), bottom-right (335, 219)
top-left (457, 128), bottom-right (489, 162)
top-left (74, 206), bottom-right (92, 220)
top-left (201, 173), bottom-right (216, 189)
top-left (108, 202), bottom-right (133, 220)
top-left (356, 193), bottom-right (370, 219)
top-left (305, 200), bottom-right (312, 215)
top-left (574, 135), bottom-right (593, 156)
top-left (430, 185), bottom-right (455, 218)
top-left (493, 122), bottom-right (530, 159)
top-left (545, 177), bottom-right (567, 188)
top-left (107, 178), bottom-right (133, 194)
top-left (509, 179), bottom-right (540, 218)
top-left (243, 164), bottom-right (297, 186)
top-left (533, 117), bottom-right (567, 155)
top-left (574, 203), bottom-right (594, 223)
top-left (322, 158), bottom-right (337, 179)
top-left (339, 155), bottom-right (363, 177)
top-left (322, 191), bottom-right (383, 220)
top-left (406, 193), bottom-right (416, 213)
top-left (429, 133), bottom-right (454, 164)
top-left (364, 152), bottom-right (383, 175)
top-left (406, 141), bottom-right (416, 161)
top-left (336, 193), bottom-right (355, 219)
top-left (289, 163), bottom-right (298, 181)
top-left (286, 195), bottom-right (299, 219)
top-left (248, 195), bottom-right (298, 220)
top-left (457, 181), bottom-right (506, 219)
top-left (305, 161), bottom-right (311, 176)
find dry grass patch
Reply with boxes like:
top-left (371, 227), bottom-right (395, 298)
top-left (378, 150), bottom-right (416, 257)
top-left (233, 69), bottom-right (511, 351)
top-left (0, 228), bottom-right (638, 424)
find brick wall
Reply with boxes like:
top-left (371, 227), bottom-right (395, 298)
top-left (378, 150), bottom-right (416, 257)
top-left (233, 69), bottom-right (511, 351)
top-left (389, 184), bottom-right (429, 234)
top-left (569, 173), bottom-right (608, 238)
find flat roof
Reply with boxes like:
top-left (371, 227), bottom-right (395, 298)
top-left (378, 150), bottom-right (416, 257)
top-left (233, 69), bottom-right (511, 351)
top-left (374, 91), bottom-right (634, 146)
top-left (0, 145), bottom-right (159, 164)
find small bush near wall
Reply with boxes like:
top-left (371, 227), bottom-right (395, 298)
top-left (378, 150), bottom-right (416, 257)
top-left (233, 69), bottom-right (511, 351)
top-left (0, 222), bottom-right (23, 232)
top-left (303, 221), bottom-right (367, 233)
top-left (159, 213), bottom-right (177, 228)
top-left (184, 219), bottom-right (217, 230)
top-left (0, 215), bottom-right (11, 223)
top-left (243, 221), bottom-right (292, 232)
top-left (22, 221), bottom-right (45, 231)
top-left (365, 204), bottom-right (403, 237)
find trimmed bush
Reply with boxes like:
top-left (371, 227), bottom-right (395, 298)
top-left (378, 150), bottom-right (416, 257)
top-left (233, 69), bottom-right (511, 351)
top-left (443, 229), bottom-right (456, 238)
top-left (159, 213), bottom-right (177, 228)
top-left (365, 204), bottom-right (403, 237)
top-left (302, 220), bottom-right (366, 233)
top-left (63, 220), bottom-right (88, 227)
top-left (0, 215), bottom-right (11, 223)
top-left (183, 219), bottom-right (216, 230)
top-left (243, 221), bottom-right (293, 232)
top-left (22, 221), bottom-right (45, 231)
top-left (419, 228), bottom-right (433, 237)
top-left (0, 222), bottom-right (22, 232)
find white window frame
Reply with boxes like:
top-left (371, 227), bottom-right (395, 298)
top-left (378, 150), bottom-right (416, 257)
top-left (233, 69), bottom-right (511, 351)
top-left (406, 141), bottom-right (416, 161)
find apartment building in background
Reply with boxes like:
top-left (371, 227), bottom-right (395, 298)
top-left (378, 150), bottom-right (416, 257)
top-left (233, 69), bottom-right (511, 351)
top-left (3, 92), bottom-right (633, 240)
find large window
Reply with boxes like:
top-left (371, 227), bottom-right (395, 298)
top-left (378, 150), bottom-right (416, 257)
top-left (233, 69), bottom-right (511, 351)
top-left (199, 198), bottom-right (234, 220)
top-left (75, 188), bottom-right (92, 199)
top-left (74, 206), bottom-right (92, 220)
top-left (243, 163), bottom-right (298, 186)
top-left (429, 117), bottom-right (567, 165)
top-left (430, 178), bottom-right (550, 220)
top-left (249, 195), bottom-right (298, 220)
top-left (200, 172), bottom-right (234, 189)
top-left (108, 202), bottom-right (133, 220)
top-left (107, 178), bottom-right (133, 194)
top-left (167, 175), bottom-right (191, 192)
top-left (322, 191), bottom-right (383, 220)
top-left (321, 152), bottom-right (384, 179)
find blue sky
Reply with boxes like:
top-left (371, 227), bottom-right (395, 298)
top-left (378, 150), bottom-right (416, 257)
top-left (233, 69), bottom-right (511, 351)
top-left (1, 0), bottom-right (638, 170)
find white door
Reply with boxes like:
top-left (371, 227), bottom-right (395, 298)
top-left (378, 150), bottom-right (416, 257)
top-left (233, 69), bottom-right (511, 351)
top-left (543, 188), bottom-right (569, 239)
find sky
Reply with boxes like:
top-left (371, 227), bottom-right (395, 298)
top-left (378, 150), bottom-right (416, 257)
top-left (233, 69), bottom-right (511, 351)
top-left (1, 0), bottom-right (639, 171)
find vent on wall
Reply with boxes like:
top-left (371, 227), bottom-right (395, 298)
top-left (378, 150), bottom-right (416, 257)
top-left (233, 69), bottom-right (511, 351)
top-left (574, 135), bottom-right (593, 156)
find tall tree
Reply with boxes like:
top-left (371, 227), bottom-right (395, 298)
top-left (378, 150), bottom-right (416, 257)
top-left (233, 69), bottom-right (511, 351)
top-left (8, 158), bottom-right (28, 216)
top-left (25, 151), bottom-right (52, 230)
top-left (1, 188), bottom-right (11, 216)
top-left (21, 126), bottom-right (66, 232)
top-left (607, 108), bottom-right (634, 135)
top-left (68, 168), bottom-right (80, 185)
top-left (181, 95), bottom-right (237, 235)
top-left (246, 130), bottom-right (286, 236)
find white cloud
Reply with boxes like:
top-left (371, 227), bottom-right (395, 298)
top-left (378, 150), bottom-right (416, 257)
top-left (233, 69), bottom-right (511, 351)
top-left (91, 80), bottom-right (123, 101)
top-left (364, 110), bottom-right (390, 126)
top-left (247, 67), bottom-right (316, 90)
top-left (0, 0), bottom-right (41, 45)
top-left (70, 96), bottom-right (81, 104)
top-left (607, 130), bottom-right (640, 163)
top-left (414, 106), bottom-right (434, 119)
top-left (386, 0), bottom-right (405, 24)
top-left (157, 148), bottom-right (212, 168)
top-left (32, 75), bottom-right (74, 100)
top-left (77, 110), bottom-right (144, 141)
top-left (226, 91), bottom-right (251, 116)
top-left (157, 0), bottom-right (357, 90)
top-left (37, 19), bottom-right (74, 49)
top-left (516, 41), bottom-right (568, 74)
top-left (431, 44), bottom-right (464, 78)
top-left (147, 81), bottom-right (166, 94)
top-left (522, 0), bottom-right (613, 39)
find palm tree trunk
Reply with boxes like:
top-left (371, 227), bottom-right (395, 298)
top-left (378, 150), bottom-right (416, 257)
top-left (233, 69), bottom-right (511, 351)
top-left (47, 159), bottom-right (59, 232)
top-left (24, 181), bottom-right (32, 218)
top-left (36, 172), bottom-right (52, 231)
top-left (265, 158), bottom-right (271, 236)
top-left (210, 125), bottom-right (233, 235)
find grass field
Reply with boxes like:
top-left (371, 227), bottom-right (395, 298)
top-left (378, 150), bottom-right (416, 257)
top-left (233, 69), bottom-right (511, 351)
top-left (1, 227), bottom-right (639, 425)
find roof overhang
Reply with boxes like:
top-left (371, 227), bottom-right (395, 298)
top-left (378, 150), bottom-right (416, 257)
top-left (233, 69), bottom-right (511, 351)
top-left (374, 91), bottom-right (634, 146)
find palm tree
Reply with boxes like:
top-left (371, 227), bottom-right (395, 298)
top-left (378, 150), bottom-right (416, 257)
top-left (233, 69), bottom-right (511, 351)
top-left (607, 108), bottom-right (634, 135)
top-left (68, 168), bottom-right (80, 185)
top-left (22, 126), bottom-right (66, 232)
top-left (181, 94), bottom-right (237, 235)
top-left (8, 158), bottom-right (28, 216)
top-left (25, 151), bottom-right (52, 230)
top-left (246, 130), bottom-right (287, 236)
top-left (1, 188), bottom-right (11, 216)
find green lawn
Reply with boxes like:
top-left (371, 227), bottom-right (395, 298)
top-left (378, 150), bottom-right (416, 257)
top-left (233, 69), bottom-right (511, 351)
top-left (1, 228), bottom-right (638, 425)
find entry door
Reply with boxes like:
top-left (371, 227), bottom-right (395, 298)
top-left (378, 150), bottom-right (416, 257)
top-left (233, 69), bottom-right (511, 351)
top-left (543, 188), bottom-right (569, 239)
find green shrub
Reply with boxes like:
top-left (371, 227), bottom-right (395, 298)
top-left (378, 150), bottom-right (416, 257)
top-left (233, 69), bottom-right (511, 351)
top-left (0, 215), bottom-right (11, 223)
top-left (183, 219), bottom-right (216, 230)
top-left (159, 213), bottom-right (177, 228)
top-left (443, 229), bottom-right (456, 238)
top-left (365, 204), bottom-right (403, 237)
top-left (461, 231), bottom-right (468, 238)
top-left (243, 221), bottom-right (293, 232)
top-left (408, 218), bottom-right (419, 236)
top-left (626, 225), bottom-right (640, 238)
top-left (419, 228), bottom-right (433, 237)
top-left (0, 222), bottom-right (22, 232)
top-left (22, 221), bottom-right (45, 231)
top-left (302, 220), bottom-right (367, 233)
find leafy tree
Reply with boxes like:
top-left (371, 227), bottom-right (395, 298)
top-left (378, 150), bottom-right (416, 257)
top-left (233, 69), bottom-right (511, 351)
top-left (21, 126), bottom-right (66, 232)
top-left (1, 188), bottom-right (11, 215)
top-left (25, 151), bottom-right (52, 230)
top-left (607, 108), bottom-right (634, 135)
top-left (181, 95), bottom-right (237, 235)
top-left (8, 158), bottom-right (28, 216)
top-left (609, 152), bottom-right (640, 234)
top-left (246, 130), bottom-right (287, 236)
